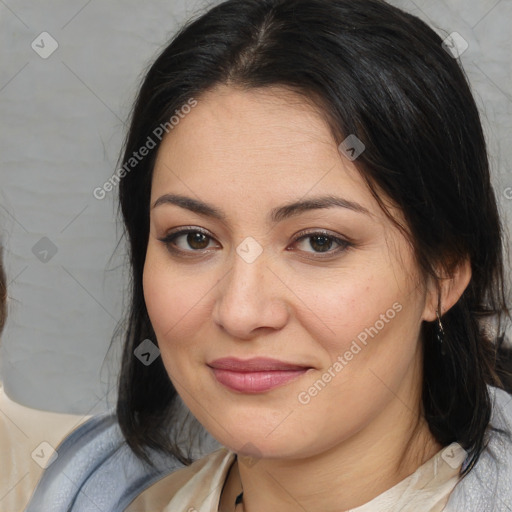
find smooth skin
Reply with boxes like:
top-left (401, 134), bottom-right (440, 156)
top-left (143, 85), bottom-right (471, 511)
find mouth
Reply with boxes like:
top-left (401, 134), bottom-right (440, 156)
top-left (207, 357), bottom-right (313, 393)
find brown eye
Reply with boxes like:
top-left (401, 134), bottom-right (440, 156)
top-left (159, 227), bottom-right (220, 255)
top-left (186, 232), bottom-right (210, 250)
top-left (291, 230), bottom-right (351, 257)
top-left (308, 235), bottom-right (333, 252)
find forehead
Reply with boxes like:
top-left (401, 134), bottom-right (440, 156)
top-left (151, 85), bottom-right (375, 215)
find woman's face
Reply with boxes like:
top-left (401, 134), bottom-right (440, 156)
top-left (143, 85), bottom-right (435, 460)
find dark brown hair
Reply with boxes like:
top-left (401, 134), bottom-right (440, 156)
top-left (0, 247), bottom-right (6, 335)
top-left (115, 0), bottom-right (511, 471)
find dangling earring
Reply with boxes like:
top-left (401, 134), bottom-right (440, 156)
top-left (435, 309), bottom-right (446, 356)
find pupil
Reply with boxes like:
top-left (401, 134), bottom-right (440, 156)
top-left (311, 235), bottom-right (332, 252)
top-left (188, 232), bottom-right (208, 249)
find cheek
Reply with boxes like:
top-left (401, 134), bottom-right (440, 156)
top-left (294, 264), bottom-right (426, 398)
top-left (142, 252), bottom-right (210, 348)
top-left (291, 278), bottom-right (424, 441)
top-left (292, 267), bottom-right (411, 350)
top-left (142, 260), bottom-right (203, 392)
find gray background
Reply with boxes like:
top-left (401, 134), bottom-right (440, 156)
top-left (0, 0), bottom-right (511, 415)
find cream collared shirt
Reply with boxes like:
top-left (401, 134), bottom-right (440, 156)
top-left (128, 442), bottom-right (466, 511)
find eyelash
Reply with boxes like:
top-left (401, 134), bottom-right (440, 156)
top-left (158, 226), bottom-right (352, 259)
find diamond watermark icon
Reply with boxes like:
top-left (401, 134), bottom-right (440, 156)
top-left (31, 441), bottom-right (58, 469)
top-left (236, 236), bottom-right (263, 264)
top-left (134, 338), bottom-right (161, 366)
top-left (238, 442), bottom-right (263, 467)
top-left (31, 32), bottom-right (59, 59)
top-left (338, 134), bottom-right (365, 161)
top-left (441, 443), bottom-right (467, 469)
top-left (32, 236), bottom-right (58, 263)
top-left (442, 32), bottom-right (468, 59)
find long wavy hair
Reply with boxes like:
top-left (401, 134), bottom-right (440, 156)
top-left (115, 0), bottom-right (512, 472)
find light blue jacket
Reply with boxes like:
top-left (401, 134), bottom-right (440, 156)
top-left (445, 386), bottom-right (512, 511)
top-left (25, 386), bottom-right (512, 511)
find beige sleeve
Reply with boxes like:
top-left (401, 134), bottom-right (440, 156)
top-left (0, 383), bottom-right (91, 512)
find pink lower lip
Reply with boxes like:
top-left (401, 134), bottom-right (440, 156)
top-left (210, 368), bottom-right (309, 393)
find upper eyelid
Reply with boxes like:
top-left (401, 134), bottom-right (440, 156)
top-left (161, 226), bottom-right (347, 241)
top-left (293, 228), bottom-right (349, 240)
top-left (160, 226), bottom-right (219, 244)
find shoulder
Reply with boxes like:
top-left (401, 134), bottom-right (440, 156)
top-left (0, 383), bottom-right (88, 512)
top-left (25, 409), bottom-right (185, 512)
top-left (446, 386), bottom-right (512, 512)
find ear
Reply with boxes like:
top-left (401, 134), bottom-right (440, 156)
top-left (422, 258), bottom-right (472, 321)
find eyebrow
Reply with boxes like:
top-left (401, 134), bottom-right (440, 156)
top-left (152, 193), bottom-right (370, 222)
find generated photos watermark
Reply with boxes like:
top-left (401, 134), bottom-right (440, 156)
top-left (297, 301), bottom-right (403, 405)
top-left (93, 97), bottom-right (198, 200)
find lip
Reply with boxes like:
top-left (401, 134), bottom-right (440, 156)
top-left (208, 357), bottom-right (311, 371)
top-left (207, 357), bottom-right (312, 393)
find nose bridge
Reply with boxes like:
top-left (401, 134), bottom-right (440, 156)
top-left (213, 243), bottom-right (289, 336)
top-left (224, 246), bottom-right (268, 306)
top-left (225, 234), bottom-right (269, 296)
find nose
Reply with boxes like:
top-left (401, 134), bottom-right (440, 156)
top-left (212, 249), bottom-right (290, 339)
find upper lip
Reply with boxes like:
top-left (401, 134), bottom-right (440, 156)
top-left (207, 357), bottom-right (311, 372)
